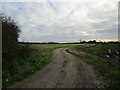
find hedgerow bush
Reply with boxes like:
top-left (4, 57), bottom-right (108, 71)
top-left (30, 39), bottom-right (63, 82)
top-left (2, 15), bottom-right (31, 73)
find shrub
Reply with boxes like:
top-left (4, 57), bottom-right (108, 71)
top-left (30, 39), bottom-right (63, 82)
top-left (2, 15), bottom-right (20, 69)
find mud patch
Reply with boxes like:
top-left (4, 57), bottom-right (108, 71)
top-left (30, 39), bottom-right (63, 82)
top-left (66, 48), bottom-right (86, 55)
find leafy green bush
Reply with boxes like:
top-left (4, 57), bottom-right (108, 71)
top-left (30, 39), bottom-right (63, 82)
top-left (2, 15), bottom-right (32, 88)
top-left (2, 15), bottom-right (21, 72)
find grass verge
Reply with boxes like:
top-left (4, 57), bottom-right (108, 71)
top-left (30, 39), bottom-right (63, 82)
top-left (67, 44), bottom-right (120, 88)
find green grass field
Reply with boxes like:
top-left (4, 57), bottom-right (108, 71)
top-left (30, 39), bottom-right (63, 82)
top-left (31, 43), bottom-right (85, 49)
top-left (68, 44), bottom-right (120, 88)
top-left (84, 44), bottom-right (120, 60)
top-left (3, 44), bottom-right (84, 88)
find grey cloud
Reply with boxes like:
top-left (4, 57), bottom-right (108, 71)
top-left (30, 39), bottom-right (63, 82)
top-left (2, 0), bottom-right (118, 42)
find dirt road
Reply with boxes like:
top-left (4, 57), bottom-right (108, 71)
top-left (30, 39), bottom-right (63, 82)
top-left (10, 48), bottom-right (104, 88)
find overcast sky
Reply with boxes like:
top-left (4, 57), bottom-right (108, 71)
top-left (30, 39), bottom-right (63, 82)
top-left (1, 0), bottom-right (119, 42)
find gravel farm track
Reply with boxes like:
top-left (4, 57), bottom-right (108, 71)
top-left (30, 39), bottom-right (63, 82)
top-left (9, 48), bottom-right (104, 88)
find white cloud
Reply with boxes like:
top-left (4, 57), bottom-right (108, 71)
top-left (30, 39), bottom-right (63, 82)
top-left (2, 0), bottom-right (119, 42)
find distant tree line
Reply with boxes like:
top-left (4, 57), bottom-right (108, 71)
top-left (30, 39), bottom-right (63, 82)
top-left (80, 40), bottom-right (119, 44)
top-left (19, 42), bottom-right (59, 44)
top-left (19, 40), bottom-right (120, 44)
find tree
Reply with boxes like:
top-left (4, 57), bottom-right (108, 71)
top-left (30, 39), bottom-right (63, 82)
top-left (80, 39), bottom-right (82, 43)
top-left (88, 40), bottom-right (96, 43)
top-left (2, 15), bottom-right (20, 68)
